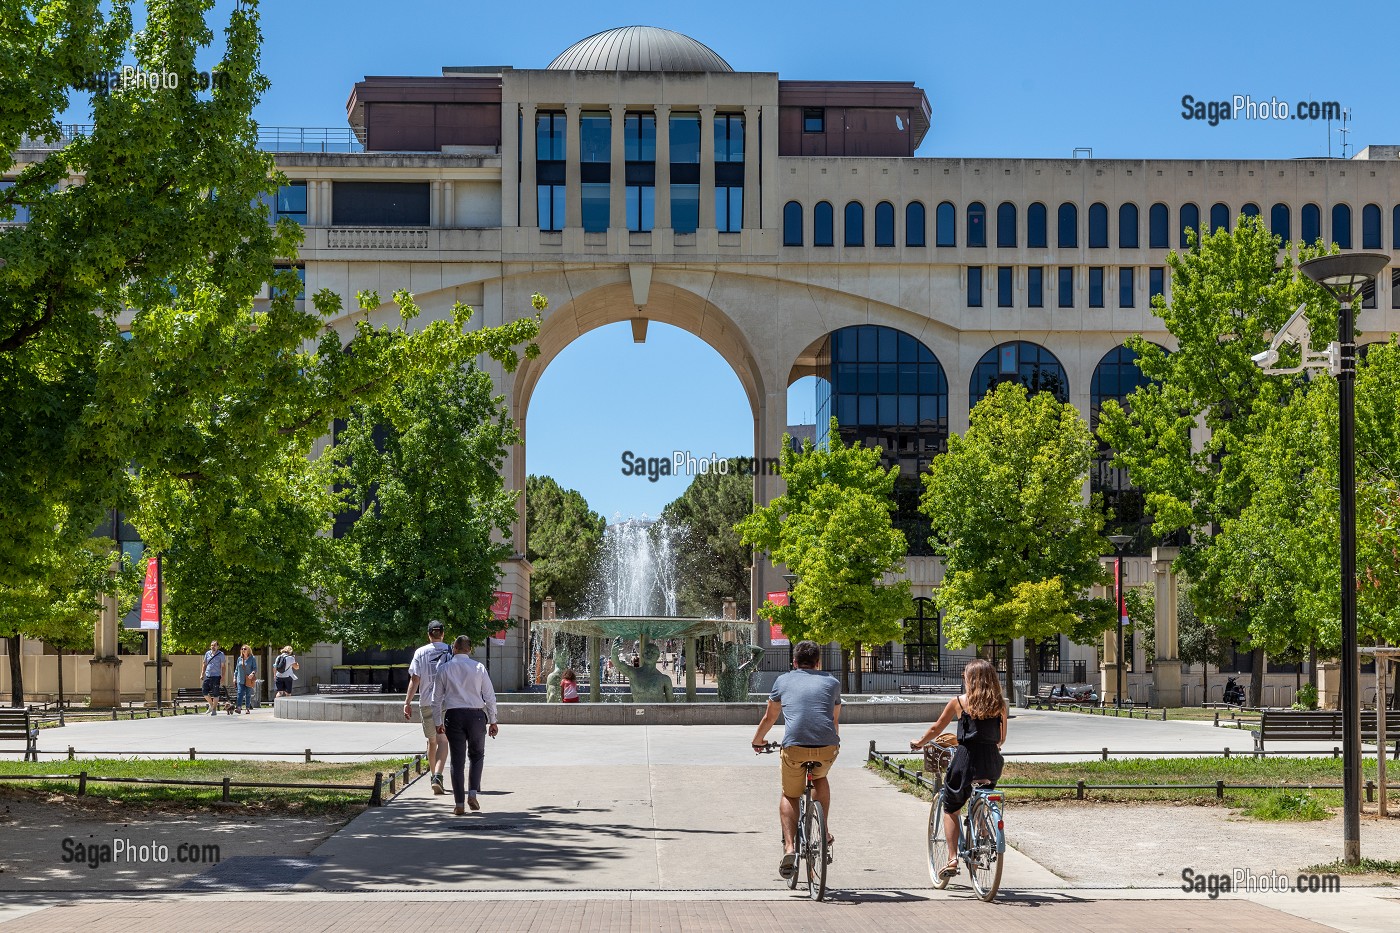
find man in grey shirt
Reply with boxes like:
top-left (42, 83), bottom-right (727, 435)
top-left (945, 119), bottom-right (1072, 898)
top-left (751, 640), bottom-right (841, 879)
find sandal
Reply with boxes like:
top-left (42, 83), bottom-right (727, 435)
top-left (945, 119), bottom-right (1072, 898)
top-left (779, 851), bottom-right (799, 879)
top-left (939, 858), bottom-right (959, 879)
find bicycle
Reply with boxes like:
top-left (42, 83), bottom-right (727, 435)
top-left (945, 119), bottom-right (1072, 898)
top-left (755, 740), bottom-right (830, 900)
top-left (923, 743), bottom-right (1005, 902)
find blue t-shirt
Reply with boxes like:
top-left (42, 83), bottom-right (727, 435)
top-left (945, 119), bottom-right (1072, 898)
top-left (769, 668), bottom-right (841, 747)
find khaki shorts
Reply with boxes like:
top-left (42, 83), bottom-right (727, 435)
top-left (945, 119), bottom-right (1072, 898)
top-left (419, 702), bottom-right (439, 740)
top-left (780, 745), bottom-right (839, 798)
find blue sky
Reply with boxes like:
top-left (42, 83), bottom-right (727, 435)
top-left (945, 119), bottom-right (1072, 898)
top-left (137, 0), bottom-right (1400, 517)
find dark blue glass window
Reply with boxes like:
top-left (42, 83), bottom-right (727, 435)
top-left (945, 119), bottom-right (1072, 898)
top-left (783, 201), bottom-right (803, 246)
top-left (1331, 204), bottom-right (1352, 249)
top-left (1058, 267), bottom-right (1073, 307)
top-left (1119, 204), bottom-right (1139, 248)
top-left (814, 201), bottom-right (834, 246)
top-left (669, 114), bottom-right (700, 163)
top-left (996, 202), bottom-right (1016, 248)
top-left (936, 202), bottom-right (956, 246)
top-left (1091, 345), bottom-right (1153, 428)
top-left (273, 182), bottom-right (307, 224)
top-left (1180, 203), bottom-right (1200, 248)
top-left (1058, 203), bottom-right (1078, 248)
top-left (1209, 203), bottom-right (1229, 234)
top-left (1301, 203), bottom-right (1321, 244)
top-left (1119, 267), bottom-right (1134, 308)
top-left (997, 267), bottom-right (1013, 307)
top-left (1240, 203), bottom-right (1260, 224)
top-left (1271, 203), bottom-right (1291, 242)
top-left (821, 324), bottom-right (949, 465)
top-left (875, 201), bottom-right (895, 247)
top-left (971, 341), bottom-right (1069, 403)
top-left (1148, 203), bottom-right (1169, 249)
top-left (906, 202), bottom-right (926, 247)
top-left (845, 201), bottom-right (864, 246)
top-left (968, 267), bottom-right (983, 307)
top-left (1089, 267), bottom-right (1104, 307)
top-left (1027, 202), bottom-right (1047, 248)
top-left (1149, 267), bottom-right (1165, 300)
top-left (1394, 206), bottom-right (1400, 249)
top-left (1362, 204), bottom-right (1382, 249)
top-left (1028, 267), bottom-right (1043, 307)
top-left (967, 202), bottom-right (986, 247)
top-left (1088, 203), bottom-right (1108, 248)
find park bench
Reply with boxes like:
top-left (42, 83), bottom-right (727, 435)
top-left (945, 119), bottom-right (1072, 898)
top-left (1252, 709), bottom-right (1400, 755)
top-left (317, 684), bottom-right (384, 695)
top-left (175, 686), bottom-right (228, 706)
top-left (0, 708), bottom-right (39, 761)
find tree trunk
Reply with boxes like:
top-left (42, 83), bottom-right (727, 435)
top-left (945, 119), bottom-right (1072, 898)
top-left (1201, 661), bottom-right (1209, 707)
top-left (840, 647), bottom-right (851, 693)
top-left (1249, 647), bottom-right (1265, 707)
top-left (853, 642), bottom-right (863, 694)
top-left (7, 635), bottom-right (21, 707)
top-left (1308, 642), bottom-right (1318, 689)
top-left (1027, 641), bottom-right (1041, 697)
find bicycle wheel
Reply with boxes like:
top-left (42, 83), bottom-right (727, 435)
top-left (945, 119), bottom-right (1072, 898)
top-left (966, 797), bottom-right (1003, 902)
top-left (927, 793), bottom-right (950, 889)
top-left (786, 797), bottom-right (802, 890)
top-left (803, 798), bottom-right (828, 901)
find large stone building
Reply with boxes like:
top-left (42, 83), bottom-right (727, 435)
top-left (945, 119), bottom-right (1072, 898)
top-left (6, 26), bottom-right (1398, 705)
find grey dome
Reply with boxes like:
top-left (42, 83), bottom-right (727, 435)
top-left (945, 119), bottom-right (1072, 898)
top-left (547, 26), bottom-right (732, 73)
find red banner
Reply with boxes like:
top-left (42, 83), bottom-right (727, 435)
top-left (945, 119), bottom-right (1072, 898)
top-left (138, 556), bottom-right (161, 630)
top-left (766, 590), bottom-right (789, 646)
top-left (490, 591), bottom-right (513, 644)
top-left (1117, 558), bottom-right (1129, 626)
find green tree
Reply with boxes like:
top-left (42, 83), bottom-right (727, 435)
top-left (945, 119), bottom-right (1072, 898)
top-left (737, 422), bottom-right (909, 691)
top-left (1175, 582), bottom-right (1235, 702)
top-left (660, 460), bottom-right (752, 617)
top-left (922, 382), bottom-right (1113, 697)
top-left (525, 475), bottom-right (605, 619)
top-left (325, 358), bottom-right (526, 651)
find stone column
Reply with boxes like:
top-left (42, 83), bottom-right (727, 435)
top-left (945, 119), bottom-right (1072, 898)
top-left (519, 103), bottom-right (537, 230)
top-left (501, 101), bottom-right (521, 228)
top-left (685, 636), bottom-right (697, 701)
top-left (1151, 546), bottom-right (1182, 707)
top-left (609, 103), bottom-right (627, 231)
top-left (443, 181), bottom-right (455, 228)
top-left (698, 105), bottom-right (716, 230)
top-left (90, 572), bottom-right (122, 708)
top-left (588, 635), bottom-right (601, 703)
top-left (1099, 587), bottom-right (1120, 705)
top-left (318, 180), bottom-right (333, 226)
top-left (760, 103), bottom-right (779, 231)
top-left (430, 181), bottom-right (442, 227)
top-left (742, 105), bottom-right (760, 230)
top-left (654, 105), bottom-right (671, 231)
top-left (564, 104), bottom-right (582, 230)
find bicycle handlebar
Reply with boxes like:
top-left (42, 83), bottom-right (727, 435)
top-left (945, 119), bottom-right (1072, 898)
top-left (753, 740), bottom-right (781, 754)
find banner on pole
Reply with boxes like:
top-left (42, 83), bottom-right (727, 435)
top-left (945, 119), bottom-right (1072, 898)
top-left (490, 591), bottom-right (513, 644)
top-left (138, 556), bottom-right (161, 630)
top-left (766, 590), bottom-right (790, 646)
top-left (1117, 558), bottom-right (1129, 626)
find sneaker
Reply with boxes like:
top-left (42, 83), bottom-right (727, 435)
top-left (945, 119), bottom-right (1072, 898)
top-left (778, 852), bottom-right (798, 879)
top-left (453, 805), bottom-right (465, 816)
top-left (430, 775), bottom-right (444, 795)
top-left (468, 796), bottom-right (481, 811)
top-left (209, 709), bottom-right (216, 716)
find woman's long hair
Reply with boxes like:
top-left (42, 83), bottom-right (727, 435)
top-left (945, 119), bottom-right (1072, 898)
top-left (962, 659), bottom-right (1006, 719)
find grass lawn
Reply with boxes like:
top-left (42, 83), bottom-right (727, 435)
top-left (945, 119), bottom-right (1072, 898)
top-left (869, 754), bottom-right (1392, 813)
top-left (0, 757), bottom-right (412, 813)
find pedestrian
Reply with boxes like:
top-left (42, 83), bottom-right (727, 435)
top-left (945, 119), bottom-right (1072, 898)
top-left (561, 668), bottom-right (580, 703)
top-left (429, 635), bottom-right (499, 815)
top-left (403, 620), bottom-right (452, 795)
top-left (233, 644), bottom-right (258, 714)
top-left (273, 646), bottom-right (299, 698)
top-left (201, 640), bottom-right (226, 716)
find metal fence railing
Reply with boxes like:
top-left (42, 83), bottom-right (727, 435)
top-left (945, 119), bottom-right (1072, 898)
top-left (15, 125), bottom-right (365, 154)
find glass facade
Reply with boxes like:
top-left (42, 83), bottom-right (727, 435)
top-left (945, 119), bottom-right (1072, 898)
top-left (1091, 344), bottom-right (1158, 552)
top-left (714, 113), bottom-right (743, 233)
top-left (624, 112), bottom-right (655, 232)
top-left (903, 597), bottom-right (940, 673)
top-left (670, 113), bottom-right (700, 233)
top-left (970, 341), bottom-right (1068, 403)
top-left (579, 110), bottom-right (610, 232)
top-left (536, 111), bottom-right (566, 232)
top-left (274, 181), bottom-right (307, 224)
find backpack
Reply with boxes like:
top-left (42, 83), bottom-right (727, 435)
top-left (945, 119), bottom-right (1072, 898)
top-left (275, 655), bottom-right (288, 674)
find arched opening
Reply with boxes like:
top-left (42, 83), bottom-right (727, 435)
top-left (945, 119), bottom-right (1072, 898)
top-left (970, 341), bottom-right (1068, 404)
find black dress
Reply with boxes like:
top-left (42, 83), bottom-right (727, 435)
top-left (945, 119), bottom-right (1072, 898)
top-left (941, 703), bottom-right (1004, 813)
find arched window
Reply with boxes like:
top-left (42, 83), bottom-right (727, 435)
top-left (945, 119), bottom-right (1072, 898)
top-left (874, 201), bottom-right (895, 247)
top-left (970, 341), bottom-right (1069, 404)
top-left (1270, 203), bottom-right (1291, 242)
top-left (1209, 203), bottom-right (1229, 234)
top-left (1058, 203), bottom-right (1078, 248)
top-left (1362, 204), bottom-right (1382, 249)
top-left (1148, 203), bottom-right (1169, 249)
top-left (1331, 204), bottom-right (1352, 249)
top-left (782, 201), bottom-right (803, 247)
top-left (967, 202), bottom-right (986, 247)
top-left (1395, 206), bottom-right (1400, 249)
top-left (813, 200), bottom-right (834, 247)
top-left (936, 201), bottom-right (956, 247)
top-left (996, 202), bottom-right (1017, 248)
top-left (1179, 203), bottom-right (1200, 249)
top-left (1088, 203), bottom-right (1108, 248)
top-left (844, 201), bottom-right (865, 247)
top-left (1119, 204), bottom-right (1139, 249)
top-left (906, 201), bottom-right (926, 247)
top-left (1301, 203), bottom-right (1321, 245)
top-left (1027, 202), bottom-right (1047, 248)
top-left (1091, 344), bottom-right (1163, 551)
top-left (1240, 203), bottom-right (1260, 224)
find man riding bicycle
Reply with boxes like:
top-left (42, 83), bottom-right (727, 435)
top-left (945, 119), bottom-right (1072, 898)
top-left (751, 640), bottom-right (841, 880)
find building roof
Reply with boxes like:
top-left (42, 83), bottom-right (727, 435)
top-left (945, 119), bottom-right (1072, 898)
top-left (547, 26), bottom-right (733, 73)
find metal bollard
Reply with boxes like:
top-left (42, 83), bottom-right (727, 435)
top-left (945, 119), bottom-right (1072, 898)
top-left (305, 748), bottom-right (312, 764)
top-left (77, 772), bottom-right (88, 796)
top-left (1101, 747), bottom-right (1109, 762)
top-left (370, 773), bottom-right (384, 806)
top-left (189, 747), bottom-right (197, 761)
top-left (388, 773), bottom-right (396, 795)
top-left (1076, 780), bottom-right (1086, 800)
top-left (221, 777), bottom-right (231, 802)
top-left (67, 746), bottom-right (75, 761)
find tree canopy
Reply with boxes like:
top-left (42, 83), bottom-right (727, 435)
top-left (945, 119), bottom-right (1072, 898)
top-left (659, 460), bottom-right (752, 617)
top-left (525, 475), bottom-right (606, 619)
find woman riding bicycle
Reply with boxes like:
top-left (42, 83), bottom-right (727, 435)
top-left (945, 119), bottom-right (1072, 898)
top-left (909, 658), bottom-right (1007, 880)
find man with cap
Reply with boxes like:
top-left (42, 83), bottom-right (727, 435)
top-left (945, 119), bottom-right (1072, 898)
top-left (404, 620), bottom-right (452, 794)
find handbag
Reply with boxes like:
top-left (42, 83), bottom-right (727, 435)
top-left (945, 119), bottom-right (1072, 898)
top-left (244, 671), bottom-right (256, 687)
top-left (932, 731), bottom-right (959, 748)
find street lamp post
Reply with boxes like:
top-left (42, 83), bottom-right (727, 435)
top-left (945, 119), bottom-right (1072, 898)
top-left (1256, 251), bottom-right (1390, 867)
top-left (1108, 534), bottom-right (1133, 708)
top-left (782, 573), bottom-right (798, 669)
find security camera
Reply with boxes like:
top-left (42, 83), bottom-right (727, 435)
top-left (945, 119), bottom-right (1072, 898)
top-left (1250, 348), bottom-right (1278, 367)
top-left (1267, 304), bottom-right (1311, 353)
top-left (1253, 303), bottom-right (1335, 376)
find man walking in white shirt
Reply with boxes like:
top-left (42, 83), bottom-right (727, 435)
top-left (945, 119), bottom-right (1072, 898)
top-left (429, 635), bottom-right (499, 815)
top-left (404, 621), bottom-right (452, 795)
